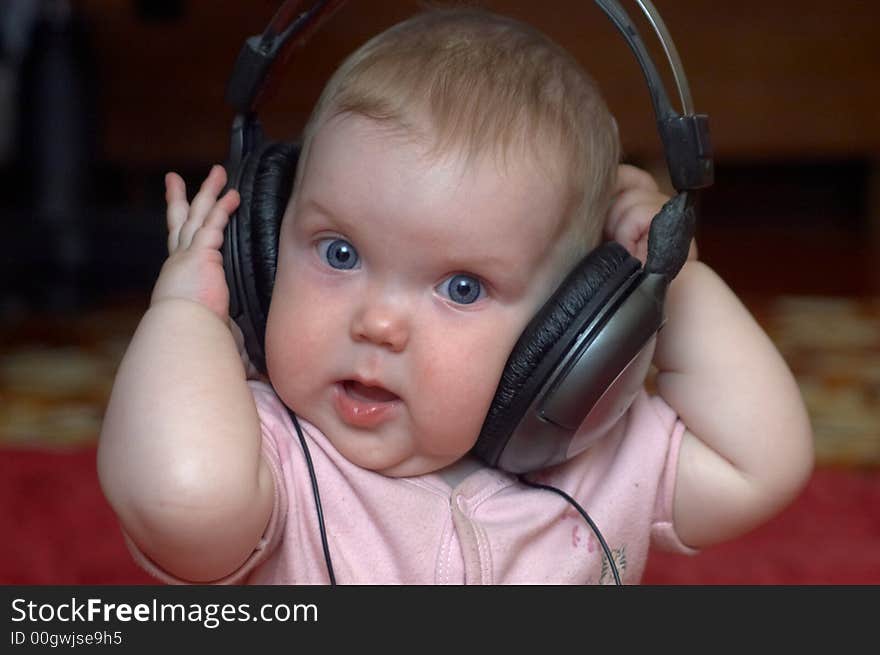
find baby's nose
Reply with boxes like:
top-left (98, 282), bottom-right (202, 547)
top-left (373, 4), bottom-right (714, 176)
top-left (351, 303), bottom-right (409, 352)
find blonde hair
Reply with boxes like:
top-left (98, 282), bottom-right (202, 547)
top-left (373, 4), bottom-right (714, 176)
top-left (293, 7), bottom-right (620, 254)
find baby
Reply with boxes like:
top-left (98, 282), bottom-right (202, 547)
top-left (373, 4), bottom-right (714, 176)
top-left (97, 8), bottom-right (814, 584)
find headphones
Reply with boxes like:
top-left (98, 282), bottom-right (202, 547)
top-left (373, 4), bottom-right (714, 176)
top-left (221, 0), bottom-right (713, 474)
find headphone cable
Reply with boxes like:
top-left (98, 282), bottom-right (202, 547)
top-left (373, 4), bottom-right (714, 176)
top-left (289, 410), bottom-right (337, 585)
top-left (518, 474), bottom-right (621, 585)
top-left (285, 410), bottom-right (617, 586)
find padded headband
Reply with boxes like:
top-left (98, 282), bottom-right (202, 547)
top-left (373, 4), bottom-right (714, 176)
top-left (224, 0), bottom-right (713, 283)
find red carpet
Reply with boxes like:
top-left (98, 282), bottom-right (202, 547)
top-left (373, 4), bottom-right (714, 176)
top-left (1, 447), bottom-right (154, 585)
top-left (2, 446), bottom-right (878, 585)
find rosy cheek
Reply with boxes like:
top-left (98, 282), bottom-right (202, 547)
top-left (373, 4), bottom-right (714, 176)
top-left (266, 289), bottom-right (315, 382)
top-left (428, 352), bottom-right (499, 423)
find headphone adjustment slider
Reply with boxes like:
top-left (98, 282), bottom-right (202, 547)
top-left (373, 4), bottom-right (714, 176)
top-left (658, 114), bottom-right (713, 192)
top-left (225, 36), bottom-right (278, 114)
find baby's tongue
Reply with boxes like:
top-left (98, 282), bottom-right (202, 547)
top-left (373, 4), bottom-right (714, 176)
top-left (345, 380), bottom-right (399, 403)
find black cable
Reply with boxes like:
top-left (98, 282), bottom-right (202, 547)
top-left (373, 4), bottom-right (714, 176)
top-left (289, 411), bottom-right (337, 585)
top-left (286, 407), bottom-right (619, 586)
top-left (518, 474), bottom-right (621, 585)
top-left (283, 411), bottom-right (617, 585)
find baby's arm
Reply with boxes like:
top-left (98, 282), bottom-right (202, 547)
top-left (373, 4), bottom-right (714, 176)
top-left (97, 166), bottom-right (275, 581)
top-left (606, 165), bottom-right (814, 548)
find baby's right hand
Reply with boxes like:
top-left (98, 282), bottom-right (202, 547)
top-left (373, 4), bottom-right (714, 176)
top-left (151, 165), bottom-right (240, 320)
top-left (605, 164), bottom-right (697, 264)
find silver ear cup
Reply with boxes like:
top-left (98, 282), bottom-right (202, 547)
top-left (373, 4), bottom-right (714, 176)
top-left (496, 272), bottom-right (666, 473)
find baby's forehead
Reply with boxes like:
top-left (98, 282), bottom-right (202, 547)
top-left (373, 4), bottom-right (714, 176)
top-left (322, 109), bottom-right (572, 192)
top-left (301, 112), bottom-right (577, 259)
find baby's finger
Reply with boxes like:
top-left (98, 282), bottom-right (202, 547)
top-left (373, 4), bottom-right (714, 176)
top-left (165, 173), bottom-right (189, 253)
top-left (190, 190), bottom-right (240, 251)
top-left (189, 222), bottom-right (225, 252)
top-left (205, 189), bottom-right (240, 230)
top-left (187, 165), bottom-right (228, 225)
top-left (604, 204), bottom-right (651, 264)
top-left (614, 204), bottom-right (649, 256)
top-left (178, 166), bottom-right (228, 249)
top-left (605, 188), bottom-right (652, 239)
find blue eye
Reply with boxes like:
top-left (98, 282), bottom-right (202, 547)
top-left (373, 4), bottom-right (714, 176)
top-left (317, 237), bottom-right (359, 270)
top-left (437, 274), bottom-right (483, 305)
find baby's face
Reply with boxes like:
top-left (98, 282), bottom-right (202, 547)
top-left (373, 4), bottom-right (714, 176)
top-left (265, 114), bottom-right (576, 477)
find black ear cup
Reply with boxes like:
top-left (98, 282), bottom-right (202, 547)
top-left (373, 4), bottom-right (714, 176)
top-left (473, 241), bottom-right (642, 467)
top-left (228, 140), bottom-right (300, 372)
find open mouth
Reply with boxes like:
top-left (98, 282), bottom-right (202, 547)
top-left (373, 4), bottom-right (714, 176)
top-left (342, 380), bottom-right (400, 404)
top-left (334, 380), bottom-right (401, 429)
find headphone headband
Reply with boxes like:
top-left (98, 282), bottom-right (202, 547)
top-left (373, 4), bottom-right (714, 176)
top-left (225, 0), bottom-right (347, 116)
top-left (224, 0), bottom-right (712, 283)
top-left (224, 0), bottom-right (346, 185)
top-left (226, 2), bottom-right (711, 181)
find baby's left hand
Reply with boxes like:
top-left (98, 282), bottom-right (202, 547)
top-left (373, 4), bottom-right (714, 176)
top-left (604, 164), bottom-right (697, 263)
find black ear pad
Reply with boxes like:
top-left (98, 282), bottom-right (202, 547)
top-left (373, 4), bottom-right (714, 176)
top-left (473, 241), bottom-right (641, 465)
top-left (231, 140), bottom-right (300, 372)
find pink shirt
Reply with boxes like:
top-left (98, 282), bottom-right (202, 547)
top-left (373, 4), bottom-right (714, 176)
top-left (130, 380), bottom-right (695, 584)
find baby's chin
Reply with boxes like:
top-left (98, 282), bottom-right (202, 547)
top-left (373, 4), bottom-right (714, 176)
top-left (373, 453), bottom-right (464, 478)
top-left (333, 433), bottom-right (470, 479)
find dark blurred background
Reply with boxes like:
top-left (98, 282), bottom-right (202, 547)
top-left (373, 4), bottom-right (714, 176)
top-left (1, 0), bottom-right (878, 315)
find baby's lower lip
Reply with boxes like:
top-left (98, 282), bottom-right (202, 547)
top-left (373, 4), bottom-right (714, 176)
top-left (333, 381), bottom-right (401, 429)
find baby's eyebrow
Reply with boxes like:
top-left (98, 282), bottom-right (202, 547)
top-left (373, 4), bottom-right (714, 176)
top-left (299, 198), bottom-right (336, 220)
top-left (297, 197), bottom-right (354, 231)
